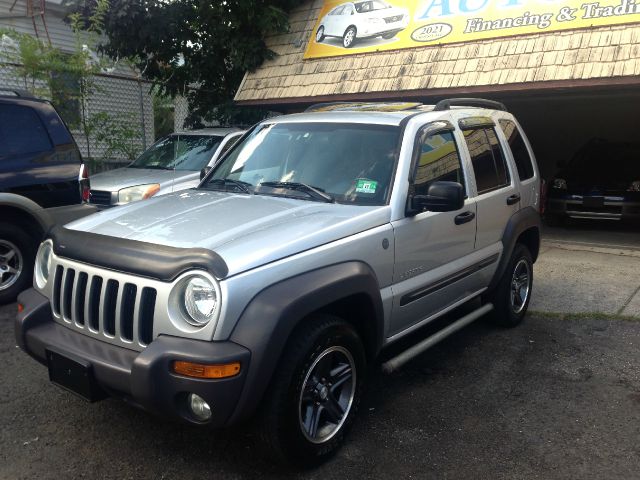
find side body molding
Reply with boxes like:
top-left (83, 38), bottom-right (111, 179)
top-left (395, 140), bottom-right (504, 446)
top-left (227, 261), bottom-right (384, 424)
top-left (487, 206), bottom-right (541, 293)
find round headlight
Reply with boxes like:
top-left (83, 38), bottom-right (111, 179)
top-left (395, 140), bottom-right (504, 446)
top-left (35, 241), bottom-right (53, 289)
top-left (182, 276), bottom-right (218, 326)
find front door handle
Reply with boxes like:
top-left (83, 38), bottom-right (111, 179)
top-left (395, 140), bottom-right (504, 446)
top-left (454, 211), bottom-right (475, 225)
top-left (507, 194), bottom-right (521, 205)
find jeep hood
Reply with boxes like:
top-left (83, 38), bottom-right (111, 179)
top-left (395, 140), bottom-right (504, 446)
top-left (65, 189), bottom-right (391, 278)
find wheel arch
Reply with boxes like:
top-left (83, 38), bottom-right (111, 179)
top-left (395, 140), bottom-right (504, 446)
top-left (487, 206), bottom-right (541, 293)
top-left (0, 194), bottom-right (51, 240)
top-left (344, 24), bottom-right (358, 36)
top-left (227, 261), bottom-right (384, 424)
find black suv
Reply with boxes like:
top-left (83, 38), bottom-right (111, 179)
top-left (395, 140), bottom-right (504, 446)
top-left (546, 138), bottom-right (640, 224)
top-left (0, 90), bottom-right (94, 304)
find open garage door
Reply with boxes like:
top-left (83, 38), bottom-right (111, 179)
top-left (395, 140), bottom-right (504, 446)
top-left (498, 87), bottom-right (640, 238)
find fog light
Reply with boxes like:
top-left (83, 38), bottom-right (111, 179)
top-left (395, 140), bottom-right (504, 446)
top-left (188, 393), bottom-right (212, 421)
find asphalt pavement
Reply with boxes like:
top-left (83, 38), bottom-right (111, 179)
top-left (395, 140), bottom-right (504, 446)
top-left (1, 302), bottom-right (639, 479)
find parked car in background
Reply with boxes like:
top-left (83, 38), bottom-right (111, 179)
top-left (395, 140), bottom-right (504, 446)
top-left (315, 0), bottom-right (410, 48)
top-left (89, 128), bottom-right (244, 207)
top-left (16, 99), bottom-right (541, 465)
top-left (546, 138), bottom-right (640, 224)
top-left (0, 89), bottom-right (95, 304)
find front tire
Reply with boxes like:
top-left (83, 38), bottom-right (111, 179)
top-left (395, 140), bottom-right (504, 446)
top-left (258, 314), bottom-right (366, 466)
top-left (485, 243), bottom-right (533, 327)
top-left (316, 26), bottom-right (325, 42)
top-left (343, 26), bottom-right (357, 48)
top-left (0, 223), bottom-right (35, 305)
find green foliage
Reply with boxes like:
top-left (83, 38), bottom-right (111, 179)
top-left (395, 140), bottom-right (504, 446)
top-left (65, 0), bottom-right (304, 126)
top-left (153, 94), bottom-right (174, 140)
top-left (87, 111), bottom-right (142, 161)
top-left (0, 28), bottom-right (53, 95)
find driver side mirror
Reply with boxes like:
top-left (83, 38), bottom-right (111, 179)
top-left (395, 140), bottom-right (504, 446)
top-left (407, 181), bottom-right (464, 216)
top-left (200, 166), bottom-right (212, 181)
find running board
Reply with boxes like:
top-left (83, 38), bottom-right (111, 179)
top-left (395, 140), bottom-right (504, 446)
top-left (381, 303), bottom-right (494, 374)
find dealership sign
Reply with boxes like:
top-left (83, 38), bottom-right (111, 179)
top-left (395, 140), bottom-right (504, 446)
top-left (304, 0), bottom-right (640, 59)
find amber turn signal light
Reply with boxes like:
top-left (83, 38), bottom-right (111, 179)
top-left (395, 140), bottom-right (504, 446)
top-left (172, 360), bottom-right (241, 379)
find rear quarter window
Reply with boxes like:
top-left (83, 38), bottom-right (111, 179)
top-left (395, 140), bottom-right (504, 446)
top-left (499, 119), bottom-right (535, 181)
top-left (0, 104), bottom-right (53, 156)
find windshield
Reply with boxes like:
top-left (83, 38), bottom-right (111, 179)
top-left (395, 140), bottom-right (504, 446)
top-left (354, 0), bottom-right (391, 13)
top-left (202, 122), bottom-right (400, 205)
top-left (129, 134), bottom-right (223, 171)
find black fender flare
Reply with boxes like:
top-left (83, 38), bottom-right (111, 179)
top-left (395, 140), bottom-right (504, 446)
top-left (0, 193), bottom-right (52, 232)
top-left (487, 206), bottom-right (541, 293)
top-left (226, 261), bottom-right (384, 424)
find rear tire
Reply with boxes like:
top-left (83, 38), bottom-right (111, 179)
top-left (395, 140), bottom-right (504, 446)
top-left (485, 243), bottom-right (533, 327)
top-left (316, 26), bottom-right (325, 42)
top-left (0, 223), bottom-right (35, 305)
top-left (382, 32), bottom-right (396, 39)
top-left (343, 27), bottom-right (357, 48)
top-left (258, 314), bottom-right (366, 466)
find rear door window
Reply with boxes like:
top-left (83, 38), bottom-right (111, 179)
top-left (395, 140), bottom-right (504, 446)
top-left (0, 104), bottom-right (53, 156)
top-left (499, 119), bottom-right (535, 181)
top-left (463, 127), bottom-right (510, 194)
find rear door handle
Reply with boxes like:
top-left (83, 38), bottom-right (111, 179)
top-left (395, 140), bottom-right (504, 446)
top-left (454, 211), bottom-right (475, 225)
top-left (507, 194), bottom-right (521, 205)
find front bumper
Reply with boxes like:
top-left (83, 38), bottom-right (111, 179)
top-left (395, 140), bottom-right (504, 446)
top-left (15, 288), bottom-right (250, 427)
top-left (547, 193), bottom-right (640, 221)
top-left (359, 22), bottom-right (408, 38)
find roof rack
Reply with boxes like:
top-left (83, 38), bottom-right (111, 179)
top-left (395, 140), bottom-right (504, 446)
top-left (433, 98), bottom-right (507, 112)
top-left (305, 102), bottom-right (423, 113)
top-left (0, 89), bottom-right (36, 99)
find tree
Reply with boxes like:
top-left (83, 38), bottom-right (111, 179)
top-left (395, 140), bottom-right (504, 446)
top-left (65, 0), bottom-right (303, 126)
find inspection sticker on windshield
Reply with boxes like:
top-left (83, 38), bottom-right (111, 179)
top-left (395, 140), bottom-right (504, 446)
top-left (356, 179), bottom-right (377, 194)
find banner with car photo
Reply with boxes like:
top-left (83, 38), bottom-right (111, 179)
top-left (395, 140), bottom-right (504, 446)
top-left (304, 0), bottom-right (640, 59)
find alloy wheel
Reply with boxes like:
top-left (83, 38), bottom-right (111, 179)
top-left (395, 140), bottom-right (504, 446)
top-left (298, 346), bottom-right (356, 444)
top-left (510, 258), bottom-right (531, 314)
top-left (0, 240), bottom-right (23, 291)
top-left (343, 29), bottom-right (355, 47)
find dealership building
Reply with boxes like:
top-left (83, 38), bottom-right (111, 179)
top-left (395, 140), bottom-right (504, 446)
top-left (234, 0), bottom-right (640, 179)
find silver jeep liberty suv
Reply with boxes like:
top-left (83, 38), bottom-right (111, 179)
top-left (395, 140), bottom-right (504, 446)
top-left (16, 99), bottom-right (541, 466)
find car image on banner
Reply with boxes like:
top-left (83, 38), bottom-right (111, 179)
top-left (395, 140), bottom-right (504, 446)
top-left (315, 0), bottom-right (410, 48)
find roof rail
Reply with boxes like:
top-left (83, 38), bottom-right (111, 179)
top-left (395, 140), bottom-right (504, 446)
top-left (0, 89), bottom-right (36, 99)
top-left (433, 98), bottom-right (507, 112)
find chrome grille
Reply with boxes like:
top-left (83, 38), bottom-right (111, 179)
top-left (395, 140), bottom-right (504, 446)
top-left (384, 14), bottom-right (403, 23)
top-left (89, 190), bottom-right (113, 205)
top-left (51, 263), bottom-right (157, 348)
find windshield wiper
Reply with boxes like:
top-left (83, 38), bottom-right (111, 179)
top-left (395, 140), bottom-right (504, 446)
top-left (129, 165), bottom-right (173, 170)
top-left (204, 178), bottom-right (253, 194)
top-left (258, 181), bottom-right (334, 203)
